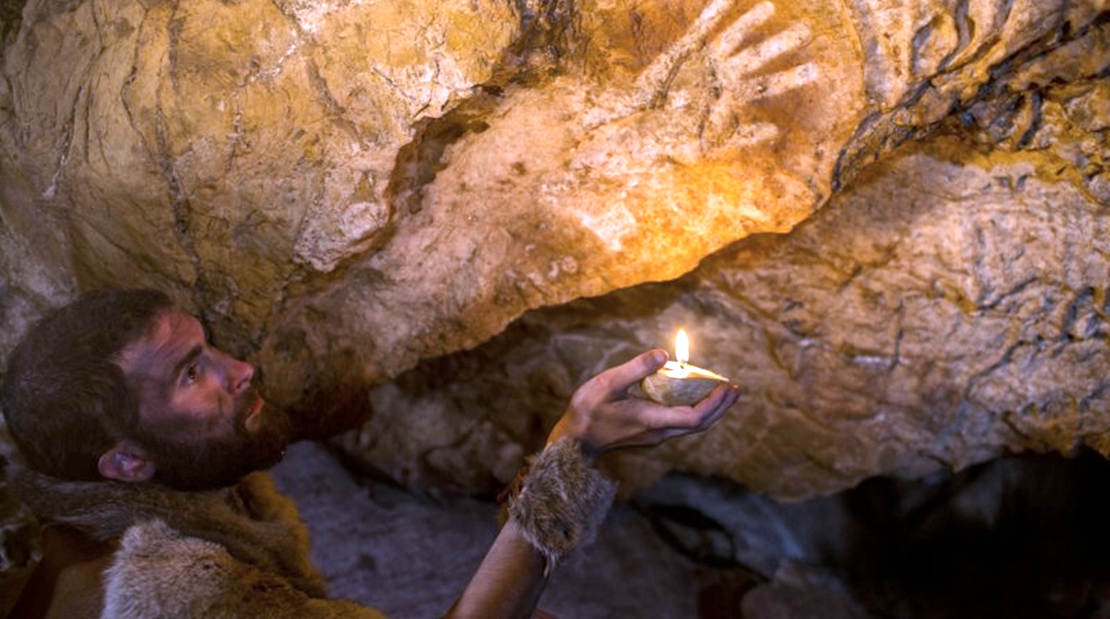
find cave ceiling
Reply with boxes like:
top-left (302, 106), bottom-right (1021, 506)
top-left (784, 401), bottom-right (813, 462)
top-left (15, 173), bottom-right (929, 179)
top-left (1, 0), bottom-right (1108, 499)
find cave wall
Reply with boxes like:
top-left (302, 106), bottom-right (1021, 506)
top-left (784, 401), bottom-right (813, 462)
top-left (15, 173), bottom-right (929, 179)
top-left (356, 131), bottom-right (1110, 500)
top-left (0, 0), bottom-right (1108, 502)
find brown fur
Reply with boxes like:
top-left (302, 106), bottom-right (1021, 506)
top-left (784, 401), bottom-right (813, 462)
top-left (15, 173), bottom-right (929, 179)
top-left (507, 438), bottom-right (617, 570)
top-left (11, 466), bottom-right (387, 618)
top-left (102, 520), bottom-right (382, 619)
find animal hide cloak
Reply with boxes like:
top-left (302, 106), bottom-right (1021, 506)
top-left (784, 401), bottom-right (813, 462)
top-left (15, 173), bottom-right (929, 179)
top-left (11, 467), bottom-right (388, 619)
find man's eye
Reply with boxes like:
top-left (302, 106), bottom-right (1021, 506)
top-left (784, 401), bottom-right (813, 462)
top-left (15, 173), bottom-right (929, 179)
top-left (185, 365), bottom-right (200, 384)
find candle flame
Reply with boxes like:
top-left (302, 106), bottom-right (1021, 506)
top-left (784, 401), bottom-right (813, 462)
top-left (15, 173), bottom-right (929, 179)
top-left (675, 329), bottom-right (689, 367)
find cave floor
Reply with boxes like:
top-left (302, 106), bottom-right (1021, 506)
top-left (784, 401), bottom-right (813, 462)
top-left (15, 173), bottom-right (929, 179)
top-left (273, 441), bottom-right (1110, 619)
top-left (272, 440), bottom-right (739, 619)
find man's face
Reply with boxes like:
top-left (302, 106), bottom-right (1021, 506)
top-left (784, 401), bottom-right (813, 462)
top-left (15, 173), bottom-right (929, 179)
top-left (117, 308), bottom-right (292, 490)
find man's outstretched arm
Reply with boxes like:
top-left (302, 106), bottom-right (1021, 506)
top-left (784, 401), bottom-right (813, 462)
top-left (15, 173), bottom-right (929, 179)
top-left (445, 349), bottom-right (740, 619)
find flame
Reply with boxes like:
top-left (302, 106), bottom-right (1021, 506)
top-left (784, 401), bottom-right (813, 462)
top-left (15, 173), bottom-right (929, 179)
top-left (675, 329), bottom-right (689, 366)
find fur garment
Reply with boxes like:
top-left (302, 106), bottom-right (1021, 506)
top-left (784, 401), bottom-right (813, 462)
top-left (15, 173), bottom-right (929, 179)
top-left (507, 438), bottom-right (617, 571)
top-left (11, 466), bottom-right (387, 619)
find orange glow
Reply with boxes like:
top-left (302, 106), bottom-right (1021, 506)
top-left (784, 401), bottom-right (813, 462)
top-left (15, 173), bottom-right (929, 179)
top-left (675, 329), bottom-right (689, 366)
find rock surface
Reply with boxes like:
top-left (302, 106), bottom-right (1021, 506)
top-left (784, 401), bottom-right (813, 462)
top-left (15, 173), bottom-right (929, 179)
top-left (339, 90), bottom-right (1110, 498)
top-left (1, 0), bottom-right (1108, 498)
top-left (270, 441), bottom-right (728, 619)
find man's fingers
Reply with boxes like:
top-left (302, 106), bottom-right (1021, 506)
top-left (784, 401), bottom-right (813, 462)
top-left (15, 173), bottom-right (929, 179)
top-left (682, 384), bottom-right (739, 431)
top-left (629, 348), bottom-right (669, 379)
top-left (593, 348), bottom-right (668, 398)
top-left (634, 405), bottom-right (700, 432)
top-left (698, 385), bottom-right (739, 429)
top-left (568, 355), bottom-right (737, 453)
top-left (694, 383), bottom-right (739, 415)
top-left (636, 396), bottom-right (719, 431)
top-left (622, 381), bottom-right (738, 430)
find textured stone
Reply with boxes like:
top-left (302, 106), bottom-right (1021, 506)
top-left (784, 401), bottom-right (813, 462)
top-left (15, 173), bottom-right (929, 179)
top-left (3, 0), bottom-right (1102, 410)
top-left (740, 563), bottom-right (865, 619)
top-left (0, 0), bottom-right (1108, 498)
top-left (269, 441), bottom-right (720, 619)
top-left (0, 0), bottom-right (520, 362)
top-left (336, 119), bottom-right (1110, 499)
top-left (322, 10), bottom-right (1110, 499)
top-left (0, 429), bottom-right (40, 618)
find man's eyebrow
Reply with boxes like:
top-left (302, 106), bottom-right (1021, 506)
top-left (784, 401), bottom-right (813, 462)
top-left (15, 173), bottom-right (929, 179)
top-left (171, 344), bottom-right (204, 382)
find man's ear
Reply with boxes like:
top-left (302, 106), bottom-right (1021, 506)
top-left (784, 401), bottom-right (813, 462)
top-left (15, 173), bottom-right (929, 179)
top-left (97, 441), bottom-right (155, 483)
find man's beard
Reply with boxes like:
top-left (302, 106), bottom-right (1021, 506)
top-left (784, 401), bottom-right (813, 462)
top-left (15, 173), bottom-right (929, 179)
top-left (133, 387), bottom-right (294, 491)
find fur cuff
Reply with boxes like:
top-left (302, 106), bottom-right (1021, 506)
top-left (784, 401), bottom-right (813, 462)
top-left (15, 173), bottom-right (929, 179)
top-left (507, 438), bottom-right (617, 572)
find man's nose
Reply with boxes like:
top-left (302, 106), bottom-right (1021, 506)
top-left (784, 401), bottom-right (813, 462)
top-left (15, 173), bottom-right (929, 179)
top-left (227, 357), bottom-right (255, 395)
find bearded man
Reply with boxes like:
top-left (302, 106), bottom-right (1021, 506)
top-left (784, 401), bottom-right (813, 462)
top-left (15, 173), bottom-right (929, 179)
top-left (2, 288), bottom-right (738, 618)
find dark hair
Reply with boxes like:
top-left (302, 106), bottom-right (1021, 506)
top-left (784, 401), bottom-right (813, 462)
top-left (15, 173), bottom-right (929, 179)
top-left (1, 288), bottom-right (173, 480)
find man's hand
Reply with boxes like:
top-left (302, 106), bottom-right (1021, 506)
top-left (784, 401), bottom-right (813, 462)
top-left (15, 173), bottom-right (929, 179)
top-left (547, 349), bottom-right (740, 459)
top-left (447, 349), bottom-right (738, 619)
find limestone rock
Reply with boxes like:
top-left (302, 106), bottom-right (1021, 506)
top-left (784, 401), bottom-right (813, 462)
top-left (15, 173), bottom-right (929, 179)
top-left (262, 0), bottom-right (1102, 399)
top-left (740, 563), bottom-right (865, 619)
top-left (0, 428), bottom-right (40, 618)
top-left (1, 0), bottom-right (1108, 499)
top-left (3, 0), bottom-right (1102, 408)
top-left (336, 116), bottom-right (1110, 499)
top-left (0, 0), bottom-right (520, 363)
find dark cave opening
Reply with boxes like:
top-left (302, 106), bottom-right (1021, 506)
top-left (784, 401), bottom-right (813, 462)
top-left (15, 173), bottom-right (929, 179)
top-left (842, 449), bottom-right (1110, 619)
top-left (635, 448), bottom-right (1110, 619)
